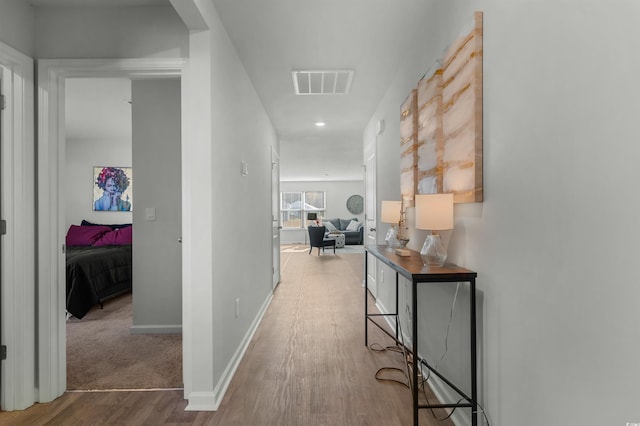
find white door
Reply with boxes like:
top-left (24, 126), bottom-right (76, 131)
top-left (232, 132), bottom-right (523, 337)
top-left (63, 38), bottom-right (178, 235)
top-left (364, 151), bottom-right (377, 297)
top-left (271, 149), bottom-right (281, 289)
top-left (130, 78), bottom-right (182, 330)
top-left (0, 71), bottom-right (3, 405)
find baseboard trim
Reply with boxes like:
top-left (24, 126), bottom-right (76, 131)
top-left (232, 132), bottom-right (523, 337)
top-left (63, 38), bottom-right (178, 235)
top-left (424, 373), bottom-right (468, 426)
top-left (185, 391), bottom-right (218, 411)
top-left (209, 292), bottom-right (274, 410)
top-left (130, 325), bottom-right (182, 334)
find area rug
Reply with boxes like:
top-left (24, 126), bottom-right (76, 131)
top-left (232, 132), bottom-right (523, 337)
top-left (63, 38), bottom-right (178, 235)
top-left (66, 293), bottom-right (182, 390)
top-left (280, 243), bottom-right (364, 254)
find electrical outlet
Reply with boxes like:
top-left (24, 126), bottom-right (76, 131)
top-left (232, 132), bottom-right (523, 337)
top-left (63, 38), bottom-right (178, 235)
top-left (235, 298), bottom-right (240, 318)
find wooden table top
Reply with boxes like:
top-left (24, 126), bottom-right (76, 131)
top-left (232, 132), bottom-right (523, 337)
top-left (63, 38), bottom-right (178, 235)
top-left (365, 245), bottom-right (477, 282)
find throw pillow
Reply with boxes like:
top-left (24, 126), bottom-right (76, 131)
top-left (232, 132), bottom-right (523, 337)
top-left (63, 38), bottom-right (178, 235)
top-left (93, 226), bottom-right (133, 246)
top-left (339, 219), bottom-right (352, 230)
top-left (81, 219), bottom-right (132, 230)
top-left (346, 220), bottom-right (360, 232)
top-left (66, 224), bottom-right (112, 246)
top-left (324, 221), bottom-right (337, 232)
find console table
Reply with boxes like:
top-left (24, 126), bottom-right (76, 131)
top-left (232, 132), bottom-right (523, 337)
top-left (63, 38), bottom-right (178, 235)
top-left (364, 245), bottom-right (478, 426)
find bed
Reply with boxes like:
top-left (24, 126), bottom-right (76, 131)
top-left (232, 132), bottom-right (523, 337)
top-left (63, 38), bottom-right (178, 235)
top-left (65, 222), bottom-right (133, 319)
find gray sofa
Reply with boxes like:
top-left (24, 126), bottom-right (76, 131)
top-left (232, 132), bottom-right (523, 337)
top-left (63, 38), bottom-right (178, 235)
top-left (323, 218), bottom-right (364, 245)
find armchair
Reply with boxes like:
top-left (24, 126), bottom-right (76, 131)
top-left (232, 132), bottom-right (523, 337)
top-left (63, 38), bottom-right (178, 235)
top-left (308, 226), bottom-right (336, 255)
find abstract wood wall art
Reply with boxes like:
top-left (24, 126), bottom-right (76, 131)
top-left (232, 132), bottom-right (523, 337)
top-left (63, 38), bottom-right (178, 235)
top-left (416, 67), bottom-right (443, 195)
top-left (442, 11), bottom-right (483, 202)
top-left (399, 89), bottom-right (418, 207)
top-left (407, 11), bottom-right (483, 203)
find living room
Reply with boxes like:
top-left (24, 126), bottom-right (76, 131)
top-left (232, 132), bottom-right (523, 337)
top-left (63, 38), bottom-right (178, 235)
top-left (278, 181), bottom-right (365, 248)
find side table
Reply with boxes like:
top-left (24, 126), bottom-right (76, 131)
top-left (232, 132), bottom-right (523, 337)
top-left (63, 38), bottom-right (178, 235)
top-left (325, 232), bottom-right (345, 248)
top-left (364, 245), bottom-right (478, 426)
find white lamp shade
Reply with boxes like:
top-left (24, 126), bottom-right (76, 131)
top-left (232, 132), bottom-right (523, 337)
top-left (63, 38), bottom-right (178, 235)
top-left (415, 193), bottom-right (454, 230)
top-left (380, 201), bottom-right (402, 224)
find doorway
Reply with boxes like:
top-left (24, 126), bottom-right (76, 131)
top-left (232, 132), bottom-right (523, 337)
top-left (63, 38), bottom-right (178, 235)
top-left (63, 76), bottom-right (183, 390)
top-left (272, 148), bottom-right (281, 289)
top-left (365, 150), bottom-right (378, 297)
top-left (36, 59), bottom-right (184, 402)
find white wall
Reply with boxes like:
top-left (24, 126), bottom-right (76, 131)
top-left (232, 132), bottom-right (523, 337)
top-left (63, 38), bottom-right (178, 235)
top-left (0, 0), bottom-right (275, 412)
top-left (131, 78), bottom-right (182, 332)
top-left (367, 1), bottom-right (640, 425)
top-left (177, 0), bottom-right (279, 409)
top-left (65, 78), bottom-right (133, 230)
top-left (0, 0), bottom-right (34, 57)
top-left (208, 5), bottom-right (277, 399)
top-left (280, 180), bottom-right (364, 243)
top-left (34, 5), bottom-right (187, 59)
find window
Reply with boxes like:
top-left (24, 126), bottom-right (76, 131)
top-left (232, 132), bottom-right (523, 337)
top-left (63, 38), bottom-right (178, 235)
top-left (280, 191), bottom-right (326, 228)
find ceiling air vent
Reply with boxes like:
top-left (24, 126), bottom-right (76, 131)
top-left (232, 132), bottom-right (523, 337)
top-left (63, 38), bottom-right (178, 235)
top-left (292, 70), bottom-right (354, 95)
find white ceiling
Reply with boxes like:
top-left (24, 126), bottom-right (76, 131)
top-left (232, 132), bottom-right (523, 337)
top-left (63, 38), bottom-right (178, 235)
top-left (32, 0), bottom-right (433, 181)
top-left (211, 0), bottom-right (431, 181)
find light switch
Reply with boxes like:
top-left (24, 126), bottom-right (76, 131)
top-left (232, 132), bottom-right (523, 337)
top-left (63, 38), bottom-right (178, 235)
top-left (146, 207), bottom-right (156, 221)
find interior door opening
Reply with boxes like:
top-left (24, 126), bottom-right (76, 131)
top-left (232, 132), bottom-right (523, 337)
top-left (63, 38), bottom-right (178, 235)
top-left (63, 76), bottom-right (183, 391)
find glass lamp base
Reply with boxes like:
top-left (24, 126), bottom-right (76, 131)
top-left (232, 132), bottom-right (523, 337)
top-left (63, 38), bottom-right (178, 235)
top-left (385, 226), bottom-right (399, 247)
top-left (397, 238), bottom-right (409, 249)
top-left (420, 234), bottom-right (447, 266)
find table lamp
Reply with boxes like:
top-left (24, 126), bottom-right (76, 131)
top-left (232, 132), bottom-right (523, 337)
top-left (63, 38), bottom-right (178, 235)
top-left (307, 212), bottom-right (318, 226)
top-left (381, 201), bottom-right (401, 247)
top-left (415, 193), bottom-right (454, 266)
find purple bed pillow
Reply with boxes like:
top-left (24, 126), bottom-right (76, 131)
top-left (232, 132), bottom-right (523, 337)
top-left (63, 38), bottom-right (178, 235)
top-left (81, 219), bottom-right (132, 230)
top-left (93, 225), bottom-right (133, 246)
top-left (66, 225), bottom-right (112, 246)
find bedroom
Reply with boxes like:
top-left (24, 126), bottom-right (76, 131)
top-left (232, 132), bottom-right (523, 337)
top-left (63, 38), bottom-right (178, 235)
top-left (64, 76), bottom-right (182, 386)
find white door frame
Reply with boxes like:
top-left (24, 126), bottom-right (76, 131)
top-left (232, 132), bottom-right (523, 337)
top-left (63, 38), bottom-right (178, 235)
top-left (36, 58), bottom-right (184, 402)
top-left (0, 41), bottom-right (35, 411)
top-left (364, 151), bottom-right (377, 297)
top-left (271, 147), bottom-right (281, 289)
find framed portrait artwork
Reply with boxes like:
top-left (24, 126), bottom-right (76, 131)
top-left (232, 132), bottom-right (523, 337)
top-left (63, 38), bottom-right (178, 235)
top-left (92, 166), bottom-right (133, 212)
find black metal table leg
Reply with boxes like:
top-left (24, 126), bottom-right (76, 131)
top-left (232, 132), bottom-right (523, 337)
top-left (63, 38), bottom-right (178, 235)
top-left (412, 279), bottom-right (418, 426)
top-left (470, 278), bottom-right (477, 426)
top-left (395, 271), bottom-right (399, 338)
top-left (364, 252), bottom-right (368, 347)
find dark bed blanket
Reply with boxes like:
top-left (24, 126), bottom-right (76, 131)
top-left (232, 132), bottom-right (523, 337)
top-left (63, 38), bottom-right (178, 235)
top-left (66, 245), bottom-right (132, 319)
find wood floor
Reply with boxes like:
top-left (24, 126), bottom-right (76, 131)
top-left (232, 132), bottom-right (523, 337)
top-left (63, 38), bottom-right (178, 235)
top-left (0, 251), bottom-right (453, 425)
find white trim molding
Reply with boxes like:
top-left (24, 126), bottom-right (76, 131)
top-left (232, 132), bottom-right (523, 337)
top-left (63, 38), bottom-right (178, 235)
top-left (0, 41), bottom-right (35, 411)
top-left (186, 293), bottom-right (273, 411)
top-left (36, 58), bottom-right (184, 404)
top-left (130, 325), bottom-right (183, 335)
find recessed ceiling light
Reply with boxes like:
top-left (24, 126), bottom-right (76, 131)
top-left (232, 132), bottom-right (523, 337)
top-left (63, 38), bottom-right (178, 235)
top-left (315, 122), bottom-right (326, 127)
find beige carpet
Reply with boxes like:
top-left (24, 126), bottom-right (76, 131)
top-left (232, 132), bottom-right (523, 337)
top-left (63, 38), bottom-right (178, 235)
top-left (66, 293), bottom-right (182, 390)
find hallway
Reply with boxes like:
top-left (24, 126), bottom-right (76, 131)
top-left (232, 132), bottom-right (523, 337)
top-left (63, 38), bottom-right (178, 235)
top-left (0, 252), bottom-right (451, 425)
